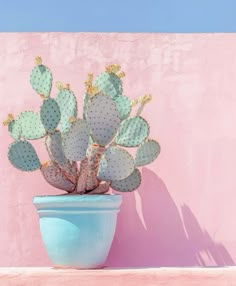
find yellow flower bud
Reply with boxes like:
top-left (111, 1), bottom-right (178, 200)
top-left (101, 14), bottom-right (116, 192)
top-left (35, 56), bottom-right (42, 65)
top-left (3, 114), bottom-right (14, 126)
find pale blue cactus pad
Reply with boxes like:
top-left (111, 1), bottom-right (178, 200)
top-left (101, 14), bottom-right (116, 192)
top-left (111, 168), bottom-right (141, 192)
top-left (45, 131), bottom-right (68, 168)
top-left (18, 111), bottom-right (46, 140)
top-left (114, 95), bottom-right (131, 120)
top-left (55, 88), bottom-right (77, 133)
top-left (30, 65), bottom-right (52, 97)
top-left (94, 72), bottom-right (122, 99)
top-left (40, 98), bottom-right (61, 132)
top-left (41, 161), bottom-right (75, 192)
top-left (116, 116), bottom-right (150, 147)
top-left (8, 120), bottom-right (22, 140)
top-left (98, 146), bottom-right (134, 181)
top-left (135, 139), bottom-right (161, 167)
top-left (86, 93), bottom-right (121, 146)
top-left (63, 119), bottom-right (90, 161)
top-left (8, 140), bottom-right (41, 171)
top-left (82, 93), bottom-right (90, 120)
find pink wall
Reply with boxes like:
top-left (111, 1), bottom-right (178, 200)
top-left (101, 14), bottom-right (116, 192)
top-left (0, 33), bottom-right (236, 267)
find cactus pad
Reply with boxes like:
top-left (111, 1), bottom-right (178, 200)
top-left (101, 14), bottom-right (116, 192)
top-left (135, 139), bottom-right (161, 167)
top-left (63, 119), bottom-right (90, 161)
top-left (40, 98), bottom-right (61, 132)
top-left (111, 168), bottom-right (141, 192)
top-left (86, 93), bottom-right (120, 146)
top-left (116, 116), bottom-right (150, 147)
top-left (94, 72), bottom-right (122, 99)
top-left (98, 146), bottom-right (134, 181)
top-left (55, 88), bottom-right (77, 133)
top-left (45, 131), bottom-right (67, 168)
top-left (8, 120), bottom-right (22, 140)
top-left (8, 140), bottom-right (41, 171)
top-left (83, 93), bottom-right (90, 120)
top-left (41, 161), bottom-right (75, 192)
top-left (114, 95), bottom-right (131, 120)
top-left (30, 64), bottom-right (52, 97)
top-left (18, 111), bottom-right (46, 140)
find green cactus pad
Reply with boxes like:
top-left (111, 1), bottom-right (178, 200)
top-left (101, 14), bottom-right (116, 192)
top-left (98, 146), bottom-right (134, 181)
top-left (86, 93), bottom-right (121, 146)
top-left (94, 72), bottom-right (122, 99)
top-left (55, 88), bottom-right (77, 133)
top-left (63, 119), bottom-right (90, 161)
top-left (18, 111), bottom-right (46, 140)
top-left (8, 140), bottom-right (41, 171)
top-left (30, 65), bottom-right (52, 97)
top-left (45, 131), bottom-right (67, 168)
top-left (116, 116), bottom-right (150, 147)
top-left (8, 120), bottom-right (22, 140)
top-left (40, 98), bottom-right (61, 132)
top-left (41, 161), bottom-right (75, 192)
top-left (83, 93), bottom-right (90, 120)
top-left (114, 95), bottom-right (131, 120)
top-left (111, 168), bottom-right (141, 192)
top-left (135, 139), bottom-right (161, 167)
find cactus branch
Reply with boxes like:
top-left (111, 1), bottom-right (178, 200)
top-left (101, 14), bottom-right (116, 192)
top-left (136, 94), bottom-right (152, 116)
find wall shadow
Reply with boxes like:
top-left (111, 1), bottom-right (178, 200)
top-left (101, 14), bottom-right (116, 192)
top-left (107, 167), bottom-right (234, 267)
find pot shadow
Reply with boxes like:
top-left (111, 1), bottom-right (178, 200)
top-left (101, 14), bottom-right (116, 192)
top-left (107, 167), bottom-right (234, 267)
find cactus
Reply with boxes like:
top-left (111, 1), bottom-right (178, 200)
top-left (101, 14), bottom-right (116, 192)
top-left (45, 131), bottom-right (68, 168)
top-left (114, 95), bottom-right (131, 120)
top-left (111, 168), bottom-right (141, 192)
top-left (115, 116), bottom-right (150, 147)
top-left (94, 64), bottom-right (124, 99)
top-left (5, 58), bottom-right (160, 195)
top-left (41, 161), bottom-right (75, 192)
top-left (18, 111), bottom-right (46, 140)
top-left (98, 146), bottom-right (134, 181)
top-left (40, 98), bottom-right (61, 132)
top-left (86, 93), bottom-right (121, 146)
top-left (30, 57), bottom-right (52, 98)
top-left (3, 114), bottom-right (22, 140)
top-left (8, 120), bottom-right (22, 140)
top-left (135, 139), bottom-right (161, 167)
top-left (63, 119), bottom-right (90, 161)
top-left (8, 140), bottom-right (41, 171)
top-left (55, 85), bottom-right (77, 133)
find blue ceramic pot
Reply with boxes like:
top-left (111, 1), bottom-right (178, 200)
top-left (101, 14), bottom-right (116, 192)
top-left (33, 194), bottom-right (122, 269)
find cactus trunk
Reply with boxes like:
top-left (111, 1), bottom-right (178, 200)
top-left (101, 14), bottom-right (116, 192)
top-left (86, 144), bottom-right (105, 191)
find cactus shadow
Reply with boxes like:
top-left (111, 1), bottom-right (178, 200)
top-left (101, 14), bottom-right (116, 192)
top-left (107, 167), bottom-right (234, 267)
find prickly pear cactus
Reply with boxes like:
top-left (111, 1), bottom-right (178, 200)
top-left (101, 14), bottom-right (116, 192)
top-left (63, 119), bottom-right (90, 161)
top-left (8, 120), bottom-right (22, 140)
top-left (30, 57), bottom-right (52, 98)
top-left (55, 86), bottom-right (77, 133)
top-left (98, 146), bottom-right (134, 181)
top-left (111, 168), bottom-right (141, 192)
top-left (114, 95), bottom-right (131, 120)
top-left (41, 161), bottom-right (75, 192)
top-left (94, 64), bottom-right (124, 99)
top-left (8, 140), bottom-right (41, 171)
top-left (86, 93), bottom-right (120, 146)
top-left (5, 59), bottom-right (160, 195)
top-left (18, 111), bottom-right (46, 140)
top-left (116, 116), bottom-right (150, 147)
top-left (40, 98), bottom-right (61, 132)
top-left (45, 131), bottom-right (68, 168)
top-left (135, 140), bottom-right (161, 167)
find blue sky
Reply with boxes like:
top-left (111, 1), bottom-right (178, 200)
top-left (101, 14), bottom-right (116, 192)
top-left (0, 0), bottom-right (235, 32)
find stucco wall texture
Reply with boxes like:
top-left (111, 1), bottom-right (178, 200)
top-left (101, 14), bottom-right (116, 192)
top-left (0, 33), bottom-right (236, 267)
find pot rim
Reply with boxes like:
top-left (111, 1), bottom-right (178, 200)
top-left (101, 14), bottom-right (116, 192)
top-left (33, 194), bottom-right (122, 209)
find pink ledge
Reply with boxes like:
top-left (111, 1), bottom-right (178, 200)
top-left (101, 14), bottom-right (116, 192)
top-left (0, 267), bottom-right (236, 286)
